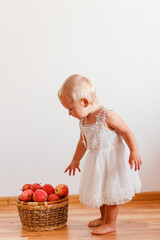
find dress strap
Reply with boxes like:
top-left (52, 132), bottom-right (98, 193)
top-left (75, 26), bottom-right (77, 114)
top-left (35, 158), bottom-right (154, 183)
top-left (96, 106), bottom-right (108, 124)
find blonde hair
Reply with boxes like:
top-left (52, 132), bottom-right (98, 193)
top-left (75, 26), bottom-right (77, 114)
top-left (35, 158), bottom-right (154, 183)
top-left (58, 74), bottom-right (98, 104)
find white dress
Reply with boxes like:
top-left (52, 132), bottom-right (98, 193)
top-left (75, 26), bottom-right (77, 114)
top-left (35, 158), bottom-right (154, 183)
top-left (79, 107), bottom-right (141, 208)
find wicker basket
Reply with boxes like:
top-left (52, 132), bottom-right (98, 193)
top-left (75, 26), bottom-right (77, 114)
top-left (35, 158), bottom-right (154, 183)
top-left (17, 196), bottom-right (69, 231)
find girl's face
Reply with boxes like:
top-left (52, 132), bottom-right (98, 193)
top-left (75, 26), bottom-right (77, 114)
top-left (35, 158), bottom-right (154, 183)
top-left (60, 95), bottom-right (89, 120)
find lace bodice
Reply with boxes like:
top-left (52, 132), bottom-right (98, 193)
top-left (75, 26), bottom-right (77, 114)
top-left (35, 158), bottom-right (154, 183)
top-left (79, 107), bottom-right (122, 152)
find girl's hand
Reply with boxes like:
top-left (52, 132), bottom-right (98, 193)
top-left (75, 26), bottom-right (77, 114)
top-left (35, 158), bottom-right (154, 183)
top-left (64, 160), bottom-right (81, 176)
top-left (129, 151), bottom-right (142, 171)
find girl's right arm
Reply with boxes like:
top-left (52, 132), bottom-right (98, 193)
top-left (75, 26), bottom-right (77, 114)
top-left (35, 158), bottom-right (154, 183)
top-left (64, 134), bottom-right (87, 176)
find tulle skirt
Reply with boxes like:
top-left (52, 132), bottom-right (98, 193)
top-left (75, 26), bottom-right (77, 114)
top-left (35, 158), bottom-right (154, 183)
top-left (79, 142), bottom-right (141, 208)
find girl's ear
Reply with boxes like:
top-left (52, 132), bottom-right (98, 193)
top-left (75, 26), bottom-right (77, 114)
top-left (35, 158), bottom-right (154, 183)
top-left (80, 98), bottom-right (89, 107)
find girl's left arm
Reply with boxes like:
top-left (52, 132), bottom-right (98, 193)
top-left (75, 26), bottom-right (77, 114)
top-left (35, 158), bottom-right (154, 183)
top-left (105, 110), bottom-right (142, 171)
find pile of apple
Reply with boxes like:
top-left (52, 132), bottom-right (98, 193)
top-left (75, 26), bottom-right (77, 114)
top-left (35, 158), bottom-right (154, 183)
top-left (18, 183), bottom-right (69, 202)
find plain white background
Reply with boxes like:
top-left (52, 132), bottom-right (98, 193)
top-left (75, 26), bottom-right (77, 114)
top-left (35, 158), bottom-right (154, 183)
top-left (0, 0), bottom-right (160, 196)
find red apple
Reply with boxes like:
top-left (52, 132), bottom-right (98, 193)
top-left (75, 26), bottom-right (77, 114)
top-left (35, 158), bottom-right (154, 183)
top-left (19, 189), bottom-right (33, 201)
top-left (33, 189), bottom-right (48, 202)
top-left (48, 194), bottom-right (60, 202)
top-left (42, 184), bottom-right (54, 195)
top-left (31, 183), bottom-right (42, 192)
top-left (55, 184), bottom-right (69, 198)
top-left (22, 184), bottom-right (32, 191)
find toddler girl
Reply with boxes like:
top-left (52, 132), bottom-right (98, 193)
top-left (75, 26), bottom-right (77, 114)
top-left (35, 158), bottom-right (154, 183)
top-left (58, 74), bottom-right (142, 235)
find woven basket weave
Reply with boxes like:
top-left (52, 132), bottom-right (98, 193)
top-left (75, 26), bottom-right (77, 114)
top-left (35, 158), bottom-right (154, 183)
top-left (17, 196), bottom-right (69, 231)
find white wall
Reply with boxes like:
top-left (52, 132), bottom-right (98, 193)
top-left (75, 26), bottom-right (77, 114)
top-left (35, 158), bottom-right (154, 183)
top-left (0, 0), bottom-right (160, 196)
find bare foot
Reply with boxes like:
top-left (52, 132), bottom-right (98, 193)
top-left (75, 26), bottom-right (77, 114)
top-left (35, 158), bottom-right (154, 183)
top-left (91, 223), bottom-right (116, 235)
top-left (88, 218), bottom-right (105, 227)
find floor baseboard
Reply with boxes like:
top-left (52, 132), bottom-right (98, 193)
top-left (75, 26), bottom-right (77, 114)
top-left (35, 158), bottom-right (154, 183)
top-left (0, 192), bottom-right (159, 206)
